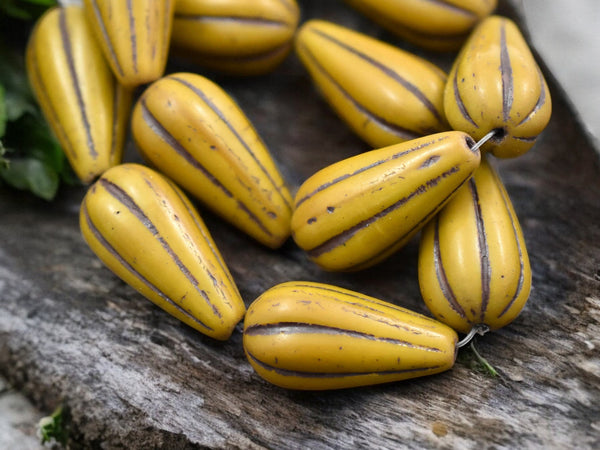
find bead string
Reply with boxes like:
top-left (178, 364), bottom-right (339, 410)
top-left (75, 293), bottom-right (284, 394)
top-left (457, 324), bottom-right (490, 348)
top-left (470, 129), bottom-right (503, 153)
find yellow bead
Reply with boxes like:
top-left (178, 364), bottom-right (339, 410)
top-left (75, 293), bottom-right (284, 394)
top-left (82, 0), bottom-right (175, 87)
top-left (418, 156), bottom-right (531, 334)
top-left (291, 131), bottom-right (480, 271)
top-left (131, 72), bottom-right (293, 249)
top-left (80, 163), bottom-right (246, 340)
top-left (344, 0), bottom-right (497, 51)
top-left (243, 281), bottom-right (458, 390)
top-left (26, 6), bottom-right (131, 184)
top-left (444, 15), bottom-right (552, 158)
top-left (170, 0), bottom-right (299, 75)
top-left (295, 19), bottom-right (449, 149)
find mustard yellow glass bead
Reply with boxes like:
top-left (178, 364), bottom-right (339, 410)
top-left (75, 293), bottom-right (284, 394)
top-left (25, 6), bottom-right (131, 184)
top-left (444, 15), bottom-right (552, 158)
top-left (295, 19), bottom-right (449, 149)
top-left (418, 156), bottom-right (531, 334)
top-left (171, 0), bottom-right (300, 76)
top-left (83, 0), bottom-right (175, 87)
top-left (80, 163), bottom-right (246, 340)
top-left (291, 131), bottom-right (480, 271)
top-left (243, 281), bottom-right (458, 390)
top-left (131, 72), bottom-right (293, 249)
top-left (344, 0), bottom-right (497, 51)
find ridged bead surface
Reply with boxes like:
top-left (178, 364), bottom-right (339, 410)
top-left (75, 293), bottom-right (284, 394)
top-left (295, 19), bottom-right (449, 149)
top-left (243, 281), bottom-right (458, 390)
top-left (443, 15), bottom-right (552, 158)
top-left (418, 156), bottom-right (531, 333)
top-left (83, 0), bottom-right (175, 87)
top-left (131, 72), bottom-right (293, 249)
top-left (80, 163), bottom-right (246, 340)
top-left (26, 6), bottom-right (131, 183)
top-left (171, 0), bottom-right (299, 75)
top-left (291, 131), bottom-right (480, 271)
top-left (344, 0), bottom-right (497, 51)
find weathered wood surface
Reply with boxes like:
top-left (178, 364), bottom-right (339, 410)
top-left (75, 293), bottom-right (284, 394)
top-left (1, 1), bottom-right (599, 448)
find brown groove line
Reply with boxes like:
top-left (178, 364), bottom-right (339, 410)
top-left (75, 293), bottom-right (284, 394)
top-left (345, 171), bottom-right (467, 271)
top-left (174, 14), bottom-right (291, 28)
top-left (420, 155), bottom-right (441, 168)
top-left (141, 177), bottom-right (224, 303)
top-left (468, 178), bottom-right (491, 321)
top-left (246, 351), bottom-right (442, 379)
top-left (277, 0), bottom-right (298, 15)
top-left (310, 27), bottom-right (444, 122)
top-left (421, 0), bottom-right (479, 17)
top-left (347, 1), bottom-right (475, 40)
top-left (517, 69), bottom-right (548, 126)
top-left (307, 165), bottom-right (461, 258)
top-left (278, 282), bottom-right (437, 326)
top-left (98, 177), bottom-right (223, 319)
top-left (81, 202), bottom-right (213, 331)
top-left (492, 169), bottom-right (527, 318)
top-left (170, 75), bottom-right (292, 212)
top-left (295, 135), bottom-right (447, 208)
top-left (184, 43), bottom-right (291, 64)
top-left (432, 215), bottom-right (469, 319)
top-left (275, 282), bottom-right (441, 323)
top-left (108, 85), bottom-right (121, 162)
top-left (298, 42), bottom-right (424, 147)
top-left (126, 0), bottom-right (138, 73)
top-left (139, 99), bottom-right (274, 238)
top-left (499, 22), bottom-right (514, 123)
top-left (89, 0), bottom-right (124, 77)
top-left (165, 179), bottom-right (238, 291)
top-left (245, 322), bottom-right (442, 352)
top-left (267, 284), bottom-right (438, 334)
top-left (59, 9), bottom-right (97, 159)
top-left (513, 135), bottom-right (537, 142)
top-left (27, 41), bottom-right (77, 161)
top-left (452, 68), bottom-right (479, 128)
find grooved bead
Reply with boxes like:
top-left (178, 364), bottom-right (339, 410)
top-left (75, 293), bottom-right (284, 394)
top-left (443, 15), bottom-right (552, 158)
top-left (131, 72), bottom-right (293, 249)
top-left (418, 156), bottom-right (532, 333)
top-left (83, 0), bottom-right (175, 87)
top-left (26, 6), bottom-right (131, 183)
top-left (344, 0), bottom-right (497, 51)
top-left (171, 0), bottom-right (300, 75)
top-left (295, 19), bottom-right (449, 149)
top-left (80, 163), bottom-right (246, 340)
top-left (243, 281), bottom-right (458, 390)
top-left (291, 131), bottom-right (480, 271)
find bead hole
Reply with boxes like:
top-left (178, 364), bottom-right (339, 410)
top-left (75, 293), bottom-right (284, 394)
top-left (490, 128), bottom-right (507, 144)
top-left (465, 136), bottom-right (476, 149)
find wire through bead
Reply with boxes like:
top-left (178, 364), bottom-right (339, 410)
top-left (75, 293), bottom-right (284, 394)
top-left (457, 324), bottom-right (490, 348)
top-left (471, 129), bottom-right (503, 153)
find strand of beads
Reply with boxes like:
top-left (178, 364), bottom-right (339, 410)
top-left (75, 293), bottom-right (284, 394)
top-left (25, 0), bottom-right (551, 390)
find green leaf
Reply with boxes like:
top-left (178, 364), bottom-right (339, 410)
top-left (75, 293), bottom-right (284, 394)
top-left (21, 0), bottom-right (57, 5)
top-left (0, 47), bottom-right (38, 123)
top-left (4, 88), bottom-right (37, 121)
top-left (0, 4), bottom-right (32, 20)
top-left (0, 0), bottom-right (57, 20)
top-left (38, 405), bottom-right (68, 446)
top-left (0, 84), bottom-right (6, 137)
top-left (0, 156), bottom-right (59, 200)
top-left (0, 141), bottom-right (8, 169)
top-left (0, 7), bottom-right (70, 200)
